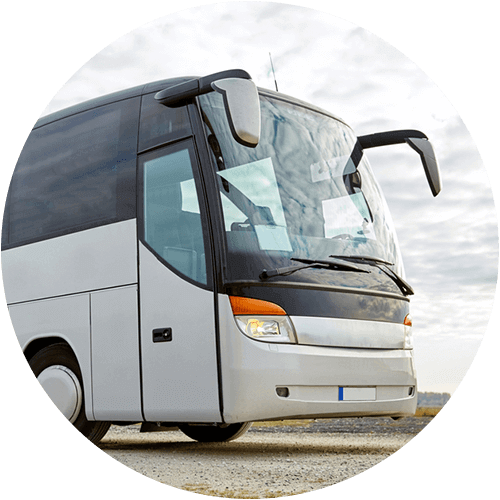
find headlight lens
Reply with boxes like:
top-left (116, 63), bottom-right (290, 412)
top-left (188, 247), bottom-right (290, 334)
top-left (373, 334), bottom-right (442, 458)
top-left (229, 296), bottom-right (296, 343)
top-left (404, 314), bottom-right (413, 349)
top-left (235, 315), bottom-right (297, 343)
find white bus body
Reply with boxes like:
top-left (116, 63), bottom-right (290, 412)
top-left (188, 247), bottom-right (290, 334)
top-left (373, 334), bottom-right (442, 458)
top-left (2, 70), bottom-right (441, 443)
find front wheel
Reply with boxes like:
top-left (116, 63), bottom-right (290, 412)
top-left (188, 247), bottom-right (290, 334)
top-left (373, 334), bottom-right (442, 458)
top-left (179, 422), bottom-right (252, 442)
top-left (29, 343), bottom-right (111, 444)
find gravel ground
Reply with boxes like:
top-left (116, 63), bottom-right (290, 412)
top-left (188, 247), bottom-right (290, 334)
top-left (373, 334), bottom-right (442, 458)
top-left (99, 416), bottom-right (432, 497)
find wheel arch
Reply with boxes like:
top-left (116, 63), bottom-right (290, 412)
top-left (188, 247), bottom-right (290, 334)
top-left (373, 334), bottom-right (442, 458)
top-left (24, 336), bottom-right (74, 363)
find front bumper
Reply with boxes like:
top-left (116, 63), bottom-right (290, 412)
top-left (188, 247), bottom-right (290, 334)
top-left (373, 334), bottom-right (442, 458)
top-left (219, 298), bottom-right (417, 423)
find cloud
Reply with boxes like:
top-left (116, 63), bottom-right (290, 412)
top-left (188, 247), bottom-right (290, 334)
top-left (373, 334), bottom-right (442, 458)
top-left (33, 2), bottom-right (497, 393)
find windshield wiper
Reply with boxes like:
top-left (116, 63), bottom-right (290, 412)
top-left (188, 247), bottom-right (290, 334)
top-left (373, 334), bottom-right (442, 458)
top-left (328, 254), bottom-right (414, 296)
top-left (328, 254), bottom-right (394, 265)
top-left (259, 257), bottom-right (368, 280)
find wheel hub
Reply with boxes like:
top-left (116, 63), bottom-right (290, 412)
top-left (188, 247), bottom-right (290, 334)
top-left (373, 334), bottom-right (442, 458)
top-left (37, 365), bottom-right (82, 423)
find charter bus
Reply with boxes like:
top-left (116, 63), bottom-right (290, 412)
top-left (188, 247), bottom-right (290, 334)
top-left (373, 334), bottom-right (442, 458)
top-left (1, 69), bottom-right (441, 444)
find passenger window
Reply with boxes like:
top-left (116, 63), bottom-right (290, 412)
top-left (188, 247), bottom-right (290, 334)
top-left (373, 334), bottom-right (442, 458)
top-left (142, 142), bottom-right (207, 284)
top-left (6, 98), bottom-right (139, 247)
top-left (138, 93), bottom-right (191, 152)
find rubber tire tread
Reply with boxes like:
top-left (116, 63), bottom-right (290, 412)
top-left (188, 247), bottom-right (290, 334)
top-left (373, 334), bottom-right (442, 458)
top-left (179, 421), bottom-right (252, 442)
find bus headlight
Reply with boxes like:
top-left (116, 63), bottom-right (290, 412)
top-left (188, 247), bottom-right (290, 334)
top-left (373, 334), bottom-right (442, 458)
top-left (404, 314), bottom-right (413, 350)
top-left (229, 296), bottom-right (297, 343)
top-left (235, 315), bottom-right (297, 343)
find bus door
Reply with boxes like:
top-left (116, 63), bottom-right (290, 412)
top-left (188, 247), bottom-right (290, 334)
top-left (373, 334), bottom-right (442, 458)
top-left (137, 137), bottom-right (221, 423)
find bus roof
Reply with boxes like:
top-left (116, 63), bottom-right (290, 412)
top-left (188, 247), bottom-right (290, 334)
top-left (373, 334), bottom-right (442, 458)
top-left (34, 76), bottom-right (194, 129)
top-left (35, 75), bottom-right (348, 130)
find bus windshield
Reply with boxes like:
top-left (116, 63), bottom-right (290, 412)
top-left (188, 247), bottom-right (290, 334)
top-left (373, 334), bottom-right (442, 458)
top-left (200, 92), bottom-right (404, 284)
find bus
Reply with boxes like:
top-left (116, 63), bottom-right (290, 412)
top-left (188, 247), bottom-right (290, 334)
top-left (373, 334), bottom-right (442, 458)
top-left (1, 69), bottom-right (441, 444)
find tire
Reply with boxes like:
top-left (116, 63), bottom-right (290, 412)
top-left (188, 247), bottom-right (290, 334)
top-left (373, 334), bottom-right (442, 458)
top-left (29, 343), bottom-right (111, 444)
top-left (179, 422), bottom-right (252, 442)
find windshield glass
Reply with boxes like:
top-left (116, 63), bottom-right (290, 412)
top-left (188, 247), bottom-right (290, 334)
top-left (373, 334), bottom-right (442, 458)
top-left (199, 92), bottom-right (403, 284)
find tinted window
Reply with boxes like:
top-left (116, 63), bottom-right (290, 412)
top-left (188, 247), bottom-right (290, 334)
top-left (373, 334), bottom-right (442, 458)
top-left (1, 191), bottom-right (9, 248)
top-left (138, 93), bottom-right (191, 152)
top-left (4, 98), bottom-right (140, 248)
top-left (141, 141), bottom-right (208, 285)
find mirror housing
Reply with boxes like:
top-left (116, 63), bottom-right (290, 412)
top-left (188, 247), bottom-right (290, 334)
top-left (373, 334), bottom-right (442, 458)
top-left (155, 69), bottom-right (261, 148)
top-left (211, 78), bottom-right (260, 147)
top-left (406, 138), bottom-right (441, 197)
top-left (358, 129), bottom-right (442, 196)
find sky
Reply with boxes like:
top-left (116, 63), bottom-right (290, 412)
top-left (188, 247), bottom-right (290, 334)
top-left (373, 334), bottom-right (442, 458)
top-left (12, 0), bottom-right (498, 394)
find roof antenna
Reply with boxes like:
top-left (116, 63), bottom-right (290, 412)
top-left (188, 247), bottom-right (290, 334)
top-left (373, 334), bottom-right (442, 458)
top-left (269, 52), bottom-right (279, 92)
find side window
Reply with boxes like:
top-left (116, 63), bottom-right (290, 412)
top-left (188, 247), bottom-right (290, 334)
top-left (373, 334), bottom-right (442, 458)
top-left (141, 141), bottom-right (208, 285)
top-left (138, 93), bottom-right (191, 152)
top-left (5, 97), bottom-right (139, 248)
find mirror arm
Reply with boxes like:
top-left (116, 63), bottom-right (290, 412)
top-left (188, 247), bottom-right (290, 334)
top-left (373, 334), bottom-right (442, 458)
top-left (358, 129), bottom-right (442, 197)
top-left (358, 130), bottom-right (427, 149)
top-left (155, 69), bottom-right (251, 106)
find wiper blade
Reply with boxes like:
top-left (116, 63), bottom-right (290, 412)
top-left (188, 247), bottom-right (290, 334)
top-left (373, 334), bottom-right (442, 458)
top-left (259, 262), bottom-right (323, 280)
top-left (329, 254), bottom-right (414, 296)
top-left (291, 257), bottom-right (368, 273)
top-left (259, 257), bottom-right (368, 280)
top-left (328, 254), bottom-right (393, 266)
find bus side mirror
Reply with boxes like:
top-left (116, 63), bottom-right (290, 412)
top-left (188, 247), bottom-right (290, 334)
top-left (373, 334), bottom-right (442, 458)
top-left (358, 130), bottom-right (442, 197)
top-left (211, 78), bottom-right (261, 148)
top-left (405, 138), bottom-right (441, 197)
top-left (155, 69), bottom-right (261, 148)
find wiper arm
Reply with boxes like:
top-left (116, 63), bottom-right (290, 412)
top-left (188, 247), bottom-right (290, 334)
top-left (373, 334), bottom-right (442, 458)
top-left (329, 254), bottom-right (414, 296)
top-left (380, 265), bottom-right (414, 296)
top-left (328, 254), bottom-right (393, 266)
top-left (259, 257), bottom-right (368, 280)
top-left (291, 257), bottom-right (368, 273)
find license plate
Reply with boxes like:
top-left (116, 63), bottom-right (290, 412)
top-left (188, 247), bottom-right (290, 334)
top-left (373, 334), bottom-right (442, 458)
top-left (339, 387), bottom-right (376, 401)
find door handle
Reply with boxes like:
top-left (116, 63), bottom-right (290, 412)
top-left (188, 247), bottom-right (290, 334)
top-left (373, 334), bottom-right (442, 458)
top-left (153, 328), bottom-right (172, 343)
